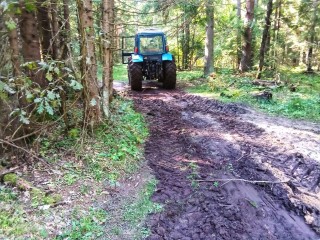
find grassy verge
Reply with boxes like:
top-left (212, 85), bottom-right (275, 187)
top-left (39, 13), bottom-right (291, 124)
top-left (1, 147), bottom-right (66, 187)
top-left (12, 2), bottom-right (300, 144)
top-left (0, 97), bottom-right (154, 239)
top-left (186, 67), bottom-right (320, 122)
top-left (113, 64), bottom-right (128, 81)
top-left (105, 177), bottom-right (162, 240)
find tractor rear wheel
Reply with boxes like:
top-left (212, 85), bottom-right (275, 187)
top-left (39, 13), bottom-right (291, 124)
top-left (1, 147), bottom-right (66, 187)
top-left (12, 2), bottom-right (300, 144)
top-left (128, 62), bottom-right (142, 91)
top-left (163, 61), bottom-right (176, 89)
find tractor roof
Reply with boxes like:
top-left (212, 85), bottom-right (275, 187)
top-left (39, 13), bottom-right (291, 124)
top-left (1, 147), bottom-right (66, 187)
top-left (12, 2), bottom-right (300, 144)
top-left (137, 28), bottom-right (165, 35)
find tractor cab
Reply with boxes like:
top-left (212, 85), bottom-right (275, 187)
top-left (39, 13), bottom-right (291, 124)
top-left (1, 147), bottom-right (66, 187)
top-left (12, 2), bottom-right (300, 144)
top-left (122, 28), bottom-right (176, 91)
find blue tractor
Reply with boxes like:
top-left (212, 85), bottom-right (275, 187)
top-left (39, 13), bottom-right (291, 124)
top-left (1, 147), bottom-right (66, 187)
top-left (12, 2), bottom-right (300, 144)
top-left (122, 28), bottom-right (176, 91)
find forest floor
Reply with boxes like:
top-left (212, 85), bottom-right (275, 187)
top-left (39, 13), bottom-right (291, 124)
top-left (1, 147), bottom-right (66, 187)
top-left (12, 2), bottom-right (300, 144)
top-left (1, 79), bottom-right (320, 239)
top-left (123, 81), bottom-right (320, 240)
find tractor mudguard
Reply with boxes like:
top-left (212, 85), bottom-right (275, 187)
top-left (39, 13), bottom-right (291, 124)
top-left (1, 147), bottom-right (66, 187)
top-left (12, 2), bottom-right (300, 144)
top-left (162, 53), bottom-right (173, 61)
top-left (131, 54), bottom-right (143, 63)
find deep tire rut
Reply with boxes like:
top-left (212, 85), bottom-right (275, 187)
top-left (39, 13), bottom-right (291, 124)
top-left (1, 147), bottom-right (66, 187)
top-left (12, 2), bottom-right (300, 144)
top-left (131, 88), bottom-right (320, 240)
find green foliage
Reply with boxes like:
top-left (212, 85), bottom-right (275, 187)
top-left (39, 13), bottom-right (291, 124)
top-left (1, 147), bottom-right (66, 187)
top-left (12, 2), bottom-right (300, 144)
top-left (123, 179), bottom-right (162, 225)
top-left (86, 98), bottom-right (148, 180)
top-left (24, 0), bottom-right (37, 12)
top-left (187, 162), bottom-right (200, 188)
top-left (30, 188), bottom-right (62, 207)
top-left (188, 68), bottom-right (320, 122)
top-left (3, 173), bottom-right (18, 185)
top-left (5, 19), bottom-right (16, 31)
top-left (177, 69), bottom-right (203, 81)
top-left (0, 204), bottom-right (34, 237)
top-left (57, 208), bottom-right (108, 240)
top-left (36, 97), bottom-right (148, 190)
top-left (0, 186), bottom-right (18, 202)
top-left (7, 60), bottom-right (82, 125)
top-left (113, 64), bottom-right (128, 81)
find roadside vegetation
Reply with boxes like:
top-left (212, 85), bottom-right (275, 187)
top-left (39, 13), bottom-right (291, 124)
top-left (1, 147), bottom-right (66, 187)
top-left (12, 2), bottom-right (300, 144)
top-left (112, 65), bottom-right (320, 122)
top-left (0, 97), bottom-right (159, 239)
top-left (187, 67), bottom-right (320, 122)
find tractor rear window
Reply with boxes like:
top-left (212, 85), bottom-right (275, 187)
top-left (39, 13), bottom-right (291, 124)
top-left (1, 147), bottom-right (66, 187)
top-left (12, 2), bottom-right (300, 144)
top-left (139, 35), bottom-right (163, 54)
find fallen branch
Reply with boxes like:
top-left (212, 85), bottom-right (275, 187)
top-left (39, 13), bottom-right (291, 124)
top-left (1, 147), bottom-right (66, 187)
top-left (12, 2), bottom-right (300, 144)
top-left (0, 139), bottom-right (83, 174)
top-left (0, 139), bottom-right (51, 166)
top-left (0, 166), bottom-right (19, 178)
top-left (196, 178), bottom-right (289, 186)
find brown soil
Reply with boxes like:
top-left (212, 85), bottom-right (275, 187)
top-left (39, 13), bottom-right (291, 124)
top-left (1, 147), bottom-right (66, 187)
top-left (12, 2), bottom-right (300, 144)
top-left (129, 83), bottom-right (320, 240)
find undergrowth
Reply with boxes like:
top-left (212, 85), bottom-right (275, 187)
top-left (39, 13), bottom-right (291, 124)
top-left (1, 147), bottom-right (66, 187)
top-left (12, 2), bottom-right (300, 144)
top-left (56, 208), bottom-right (108, 240)
top-left (0, 96), bottom-right (150, 239)
top-left (187, 67), bottom-right (320, 122)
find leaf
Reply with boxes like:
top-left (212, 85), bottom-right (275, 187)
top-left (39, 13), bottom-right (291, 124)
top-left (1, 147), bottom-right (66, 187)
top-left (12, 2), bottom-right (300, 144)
top-left (20, 115), bottom-right (30, 124)
top-left (38, 61), bottom-right (48, 69)
top-left (45, 104), bottom-right (54, 115)
top-left (54, 67), bottom-right (60, 75)
top-left (5, 20), bottom-right (16, 31)
top-left (63, 67), bottom-right (72, 72)
top-left (21, 61), bottom-right (37, 70)
top-left (37, 102), bottom-right (44, 114)
top-left (26, 91), bottom-right (33, 100)
top-left (34, 98), bottom-right (42, 103)
top-left (0, 81), bottom-right (16, 94)
top-left (46, 72), bottom-right (53, 81)
top-left (90, 98), bottom-right (97, 106)
top-left (70, 80), bottom-right (83, 90)
top-left (25, 1), bottom-right (36, 12)
top-left (47, 90), bottom-right (55, 100)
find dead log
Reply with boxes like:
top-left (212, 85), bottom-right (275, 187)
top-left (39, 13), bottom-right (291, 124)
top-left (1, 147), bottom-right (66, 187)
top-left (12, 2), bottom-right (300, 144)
top-left (252, 79), bottom-right (280, 87)
top-left (252, 91), bottom-right (272, 101)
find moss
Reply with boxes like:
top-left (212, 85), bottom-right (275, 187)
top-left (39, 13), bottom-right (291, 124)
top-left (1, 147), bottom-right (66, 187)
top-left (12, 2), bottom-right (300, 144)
top-left (31, 188), bottom-right (62, 205)
top-left (3, 173), bottom-right (18, 185)
top-left (43, 194), bottom-right (62, 205)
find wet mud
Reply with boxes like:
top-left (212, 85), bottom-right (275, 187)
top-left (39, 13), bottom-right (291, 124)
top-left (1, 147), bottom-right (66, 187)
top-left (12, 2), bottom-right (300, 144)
top-left (129, 85), bottom-right (320, 240)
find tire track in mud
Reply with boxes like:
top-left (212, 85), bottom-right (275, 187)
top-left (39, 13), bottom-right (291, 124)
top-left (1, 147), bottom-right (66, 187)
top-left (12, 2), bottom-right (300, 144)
top-left (131, 89), bottom-right (320, 240)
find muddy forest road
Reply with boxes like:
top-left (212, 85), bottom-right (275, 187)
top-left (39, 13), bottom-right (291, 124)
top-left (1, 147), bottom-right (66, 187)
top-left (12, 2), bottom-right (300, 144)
top-left (128, 84), bottom-right (320, 240)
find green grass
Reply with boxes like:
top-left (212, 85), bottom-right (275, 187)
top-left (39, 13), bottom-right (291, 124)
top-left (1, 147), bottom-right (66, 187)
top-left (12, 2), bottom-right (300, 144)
top-left (187, 67), bottom-right (320, 122)
top-left (57, 208), bottom-right (108, 240)
top-left (123, 179), bottom-right (162, 224)
top-left (123, 178), bottom-right (162, 239)
top-left (0, 204), bottom-right (35, 237)
top-left (113, 64), bottom-right (128, 81)
top-left (88, 97), bottom-right (149, 182)
top-left (0, 186), bottom-right (18, 202)
top-left (38, 96), bottom-right (148, 185)
top-left (177, 69), bottom-right (203, 81)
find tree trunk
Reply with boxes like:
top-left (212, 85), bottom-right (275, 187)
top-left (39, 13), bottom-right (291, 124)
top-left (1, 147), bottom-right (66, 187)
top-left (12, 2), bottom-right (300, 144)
top-left (236, 0), bottom-right (242, 68)
top-left (272, 0), bottom-right (281, 69)
top-left (77, 0), bottom-right (101, 128)
top-left (307, 0), bottom-right (319, 72)
top-left (37, 0), bottom-right (53, 58)
top-left (257, 0), bottom-right (273, 79)
top-left (182, 9), bottom-right (190, 70)
top-left (239, 0), bottom-right (255, 72)
top-left (204, 1), bottom-right (214, 76)
top-left (101, 0), bottom-right (114, 117)
top-left (51, 0), bottom-right (60, 60)
top-left (7, 15), bottom-right (21, 76)
top-left (61, 0), bottom-right (71, 60)
top-left (19, 1), bottom-right (46, 87)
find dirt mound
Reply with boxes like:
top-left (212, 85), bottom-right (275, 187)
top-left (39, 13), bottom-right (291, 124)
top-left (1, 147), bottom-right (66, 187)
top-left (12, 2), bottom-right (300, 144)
top-left (130, 87), bottom-right (320, 240)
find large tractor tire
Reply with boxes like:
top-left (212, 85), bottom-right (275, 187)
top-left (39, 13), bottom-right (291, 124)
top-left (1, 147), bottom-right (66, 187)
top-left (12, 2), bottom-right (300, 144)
top-left (163, 61), bottom-right (176, 89)
top-left (128, 62), bottom-right (142, 91)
